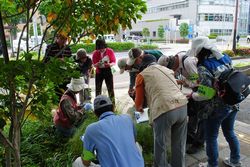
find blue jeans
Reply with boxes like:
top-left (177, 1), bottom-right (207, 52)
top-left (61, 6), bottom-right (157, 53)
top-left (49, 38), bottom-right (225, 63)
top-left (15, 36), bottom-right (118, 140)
top-left (204, 108), bottom-right (240, 167)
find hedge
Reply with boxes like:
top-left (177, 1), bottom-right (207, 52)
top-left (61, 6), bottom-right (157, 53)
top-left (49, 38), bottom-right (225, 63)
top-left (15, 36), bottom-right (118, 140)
top-left (138, 44), bottom-right (158, 50)
top-left (236, 47), bottom-right (250, 56)
top-left (222, 50), bottom-right (235, 57)
top-left (223, 47), bottom-right (250, 57)
top-left (70, 42), bottom-right (135, 53)
top-left (208, 33), bottom-right (218, 39)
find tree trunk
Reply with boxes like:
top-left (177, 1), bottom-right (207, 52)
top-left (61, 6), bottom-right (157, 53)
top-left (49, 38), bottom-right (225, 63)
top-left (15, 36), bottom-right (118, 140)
top-left (0, 11), bottom-right (10, 63)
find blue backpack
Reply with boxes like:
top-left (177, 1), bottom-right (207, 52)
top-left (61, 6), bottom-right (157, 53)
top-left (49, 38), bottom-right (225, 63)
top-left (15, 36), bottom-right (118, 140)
top-left (203, 54), bottom-right (250, 105)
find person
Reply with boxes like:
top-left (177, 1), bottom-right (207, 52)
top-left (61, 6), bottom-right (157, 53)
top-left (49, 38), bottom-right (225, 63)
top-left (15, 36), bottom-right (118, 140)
top-left (135, 55), bottom-right (188, 167)
top-left (53, 77), bottom-right (86, 137)
top-left (43, 33), bottom-right (72, 97)
top-left (188, 36), bottom-right (241, 167)
top-left (157, 51), bottom-right (198, 88)
top-left (125, 48), bottom-right (163, 99)
top-left (43, 33), bottom-right (72, 63)
top-left (79, 95), bottom-right (144, 167)
top-left (236, 34), bottom-right (240, 43)
top-left (158, 51), bottom-right (204, 154)
top-left (92, 39), bottom-right (116, 106)
top-left (75, 48), bottom-right (93, 104)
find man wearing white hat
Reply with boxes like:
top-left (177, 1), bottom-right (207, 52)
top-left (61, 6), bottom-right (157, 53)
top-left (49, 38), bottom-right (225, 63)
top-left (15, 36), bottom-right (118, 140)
top-left (54, 77), bottom-right (86, 137)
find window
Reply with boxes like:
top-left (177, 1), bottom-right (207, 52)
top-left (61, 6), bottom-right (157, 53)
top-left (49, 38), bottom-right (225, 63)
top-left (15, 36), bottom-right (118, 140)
top-left (153, 31), bottom-right (156, 37)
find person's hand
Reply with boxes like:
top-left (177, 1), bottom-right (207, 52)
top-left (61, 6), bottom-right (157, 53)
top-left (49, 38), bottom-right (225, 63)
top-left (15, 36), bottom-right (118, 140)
top-left (104, 61), bottom-right (110, 68)
top-left (128, 88), bottom-right (135, 96)
top-left (186, 92), bottom-right (193, 99)
top-left (176, 79), bottom-right (184, 85)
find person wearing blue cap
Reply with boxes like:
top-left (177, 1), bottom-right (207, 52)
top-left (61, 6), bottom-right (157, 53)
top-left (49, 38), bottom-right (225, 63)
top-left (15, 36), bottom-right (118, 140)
top-left (79, 95), bottom-right (144, 167)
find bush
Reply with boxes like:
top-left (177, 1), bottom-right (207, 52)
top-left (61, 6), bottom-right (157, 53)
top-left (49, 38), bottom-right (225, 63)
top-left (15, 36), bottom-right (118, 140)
top-left (235, 47), bottom-right (250, 56)
top-left (70, 43), bottom-right (95, 53)
top-left (223, 50), bottom-right (235, 57)
top-left (70, 42), bottom-right (135, 53)
top-left (208, 33), bottom-right (218, 39)
top-left (107, 42), bottom-right (135, 52)
top-left (170, 39), bottom-right (189, 44)
top-left (138, 44), bottom-right (158, 50)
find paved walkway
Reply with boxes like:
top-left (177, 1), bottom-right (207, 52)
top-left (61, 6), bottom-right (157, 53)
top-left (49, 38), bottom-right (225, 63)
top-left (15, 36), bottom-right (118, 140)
top-left (114, 89), bottom-right (250, 167)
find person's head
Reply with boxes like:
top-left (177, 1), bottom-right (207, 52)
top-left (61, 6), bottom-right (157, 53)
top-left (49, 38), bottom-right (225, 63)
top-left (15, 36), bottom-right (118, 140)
top-left (66, 77), bottom-right (85, 93)
top-left (56, 34), bottom-right (68, 47)
top-left (95, 39), bottom-right (107, 53)
top-left (190, 36), bottom-right (214, 64)
top-left (94, 95), bottom-right (113, 117)
top-left (140, 54), bottom-right (156, 71)
top-left (76, 48), bottom-right (88, 63)
top-left (158, 55), bottom-right (176, 70)
top-left (127, 48), bottom-right (143, 66)
top-left (118, 58), bottom-right (131, 74)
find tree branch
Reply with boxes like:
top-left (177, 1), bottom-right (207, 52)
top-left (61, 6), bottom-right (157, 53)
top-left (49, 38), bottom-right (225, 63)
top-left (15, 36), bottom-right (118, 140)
top-left (0, 130), bottom-right (14, 151)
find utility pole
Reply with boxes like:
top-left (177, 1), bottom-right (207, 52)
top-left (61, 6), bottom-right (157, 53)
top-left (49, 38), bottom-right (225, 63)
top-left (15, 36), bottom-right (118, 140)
top-left (232, 0), bottom-right (239, 53)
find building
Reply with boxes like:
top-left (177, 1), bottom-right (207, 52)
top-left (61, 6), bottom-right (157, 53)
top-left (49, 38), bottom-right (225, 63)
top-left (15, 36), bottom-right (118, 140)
top-left (128, 0), bottom-right (250, 39)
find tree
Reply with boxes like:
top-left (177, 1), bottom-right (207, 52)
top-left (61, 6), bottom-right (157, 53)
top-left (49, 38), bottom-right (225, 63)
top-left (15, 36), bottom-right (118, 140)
top-left (179, 22), bottom-right (189, 39)
top-left (157, 25), bottom-right (164, 39)
top-left (142, 27), bottom-right (150, 37)
top-left (0, 0), bottom-right (147, 166)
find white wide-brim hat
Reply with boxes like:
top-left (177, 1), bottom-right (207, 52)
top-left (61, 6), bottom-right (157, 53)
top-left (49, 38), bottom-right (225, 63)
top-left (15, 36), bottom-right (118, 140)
top-left (190, 36), bottom-right (223, 59)
top-left (67, 77), bottom-right (86, 92)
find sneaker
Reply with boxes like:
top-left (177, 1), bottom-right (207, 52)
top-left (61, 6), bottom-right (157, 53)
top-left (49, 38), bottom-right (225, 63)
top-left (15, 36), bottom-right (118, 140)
top-left (223, 158), bottom-right (242, 167)
top-left (186, 144), bottom-right (204, 154)
top-left (198, 162), bottom-right (208, 167)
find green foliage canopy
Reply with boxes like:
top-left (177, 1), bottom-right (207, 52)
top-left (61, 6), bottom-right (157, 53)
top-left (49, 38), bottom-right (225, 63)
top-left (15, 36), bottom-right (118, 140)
top-left (142, 27), bottom-right (150, 37)
top-left (179, 22), bottom-right (189, 39)
top-left (157, 25), bottom-right (164, 39)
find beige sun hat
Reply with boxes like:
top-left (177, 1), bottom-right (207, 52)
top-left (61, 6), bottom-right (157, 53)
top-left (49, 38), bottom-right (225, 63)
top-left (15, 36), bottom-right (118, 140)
top-left (67, 77), bottom-right (86, 92)
top-left (118, 58), bottom-right (128, 74)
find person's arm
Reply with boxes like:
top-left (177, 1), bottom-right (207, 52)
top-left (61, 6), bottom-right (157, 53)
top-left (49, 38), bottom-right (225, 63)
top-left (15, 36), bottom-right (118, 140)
top-left (82, 128), bottom-right (96, 166)
top-left (60, 99), bottom-right (83, 124)
top-left (107, 48), bottom-right (116, 66)
top-left (135, 74), bottom-right (145, 112)
top-left (191, 66), bottom-right (215, 101)
top-left (92, 51), bottom-right (100, 68)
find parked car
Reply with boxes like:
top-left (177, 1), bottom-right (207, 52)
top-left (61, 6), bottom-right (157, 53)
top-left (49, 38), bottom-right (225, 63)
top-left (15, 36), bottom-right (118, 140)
top-left (247, 35), bottom-right (250, 43)
top-left (125, 35), bottom-right (142, 42)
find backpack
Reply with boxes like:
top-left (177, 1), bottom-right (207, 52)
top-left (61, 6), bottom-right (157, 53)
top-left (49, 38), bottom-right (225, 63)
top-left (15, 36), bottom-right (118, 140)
top-left (203, 54), bottom-right (250, 105)
top-left (214, 69), bottom-right (250, 105)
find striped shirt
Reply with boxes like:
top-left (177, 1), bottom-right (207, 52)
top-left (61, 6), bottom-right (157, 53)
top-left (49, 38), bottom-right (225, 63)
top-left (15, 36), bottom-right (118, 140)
top-left (43, 43), bottom-right (72, 63)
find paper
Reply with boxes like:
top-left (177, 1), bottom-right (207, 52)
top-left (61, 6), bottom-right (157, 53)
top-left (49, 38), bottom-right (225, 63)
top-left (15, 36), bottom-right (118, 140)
top-left (135, 108), bottom-right (149, 123)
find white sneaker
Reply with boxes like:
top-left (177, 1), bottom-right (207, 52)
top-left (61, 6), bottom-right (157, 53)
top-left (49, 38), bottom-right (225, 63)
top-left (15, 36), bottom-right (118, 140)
top-left (223, 157), bottom-right (242, 167)
top-left (198, 162), bottom-right (208, 167)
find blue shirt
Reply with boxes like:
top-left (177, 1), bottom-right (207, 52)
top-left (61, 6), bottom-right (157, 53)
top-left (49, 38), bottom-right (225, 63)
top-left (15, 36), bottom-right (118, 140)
top-left (83, 112), bottom-right (144, 167)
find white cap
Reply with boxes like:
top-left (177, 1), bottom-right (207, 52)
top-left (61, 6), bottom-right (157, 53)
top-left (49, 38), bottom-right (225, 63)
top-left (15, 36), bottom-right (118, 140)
top-left (118, 58), bottom-right (128, 74)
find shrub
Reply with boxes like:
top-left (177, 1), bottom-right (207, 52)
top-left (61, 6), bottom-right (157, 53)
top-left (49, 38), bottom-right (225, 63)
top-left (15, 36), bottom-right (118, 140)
top-left (138, 44), bottom-right (158, 50)
top-left (70, 43), bottom-right (95, 53)
top-left (223, 50), bottom-right (235, 57)
top-left (170, 39), bottom-right (189, 44)
top-left (208, 33), bottom-right (218, 39)
top-left (235, 47), bottom-right (250, 56)
top-left (70, 42), bottom-right (135, 53)
top-left (107, 42), bottom-right (135, 52)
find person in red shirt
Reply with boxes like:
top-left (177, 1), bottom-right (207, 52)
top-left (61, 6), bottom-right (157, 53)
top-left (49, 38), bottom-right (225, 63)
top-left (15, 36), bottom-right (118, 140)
top-left (92, 39), bottom-right (116, 106)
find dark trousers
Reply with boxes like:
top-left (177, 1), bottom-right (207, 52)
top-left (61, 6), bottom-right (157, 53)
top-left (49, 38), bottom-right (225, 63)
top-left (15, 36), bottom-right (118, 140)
top-left (95, 68), bottom-right (115, 105)
top-left (187, 98), bottom-right (205, 146)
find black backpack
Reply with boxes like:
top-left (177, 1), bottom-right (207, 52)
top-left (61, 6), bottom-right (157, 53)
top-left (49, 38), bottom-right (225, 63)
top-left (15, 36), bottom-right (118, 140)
top-left (213, 69), bottom-right (250, 105)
